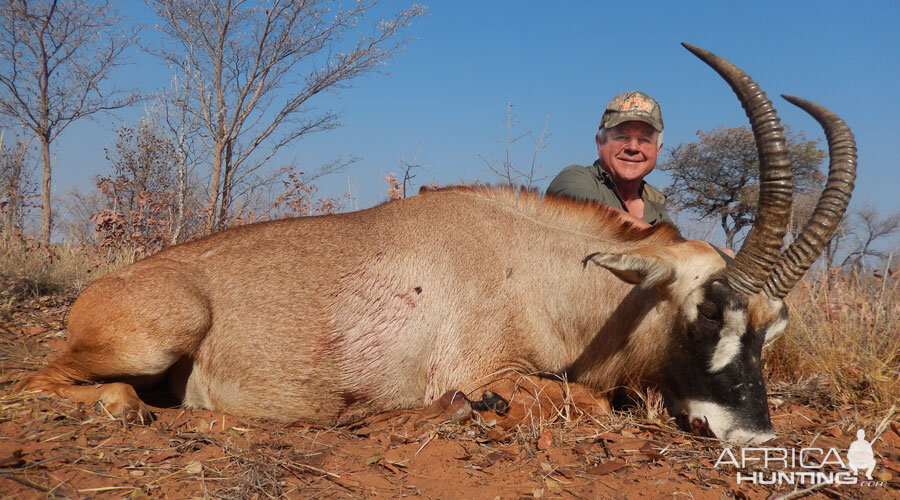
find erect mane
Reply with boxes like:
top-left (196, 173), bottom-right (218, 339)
top-left (420, 185), bottom-right (683, 246)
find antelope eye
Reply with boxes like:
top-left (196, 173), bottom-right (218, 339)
top-left (697, 302), bottom-right (720, 322)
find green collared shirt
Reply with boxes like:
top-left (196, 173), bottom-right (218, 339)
top-left (546, 160), bottom-right (675, 227)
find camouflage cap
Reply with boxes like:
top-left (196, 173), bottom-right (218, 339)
top-left (600, 90), bottom-right (663, 132)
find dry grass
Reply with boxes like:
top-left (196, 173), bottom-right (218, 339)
top-left (766, 269), bottom-right (900, 415)
top-left (0, 240), bottom-right (132, 301)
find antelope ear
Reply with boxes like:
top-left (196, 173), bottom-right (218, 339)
top-left (583, 250), bottom-right (676, 289)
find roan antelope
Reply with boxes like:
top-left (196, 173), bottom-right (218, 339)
top-left (15, 44), bottom-right (856, 444)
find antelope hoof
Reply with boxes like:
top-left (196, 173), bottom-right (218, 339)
top-left (95, 383), bottom-right (155, 424)
top-left (470, 390), bottom-right (510, 416)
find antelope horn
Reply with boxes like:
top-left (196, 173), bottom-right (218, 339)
top-left (763, 96), bottom-right (857, 298)
top-left (682, 43), bottom-right (793, 296)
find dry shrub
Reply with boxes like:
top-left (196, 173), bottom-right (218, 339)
top-left (270, 168), bottom-right (349, 218)
top-left (766, 269), bottom-right (900, 412)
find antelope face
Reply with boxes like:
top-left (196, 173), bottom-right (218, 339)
top-left (585, 245), bottom-right (782, 443)
top-left (665, 279), bottom-right (788, 444)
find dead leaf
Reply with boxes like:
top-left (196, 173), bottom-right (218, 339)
top-left (827, 427), bottom-right (843, 438)
top-left (544, 479), bottom-right (561, 493)
top-left (572, 443), bottom-right (591, 455)
top-left (537, 431), bottom-right (553, 450)
top-left (705, 476), bottom-right (730, 488)
top-left (532, 488), bottom-right (543, 498)
top-left (365, 454), bottom-right (381, 466)
top-left (184, 461), bottom-right (202, 475)
top-left (0, 449), bottom-right (25, 468)
top-left (607, 438), bottom-right (653, 455)
top-left (477, 428), bottom-right (508, 443)
top-left (875, 471), bottom-right (892, 482)
top-left (678, 470), bottom-right (698, 481)
top-left (587, 460), bottom-right (626, 475)
top-left (192, 419), bottom-right (209, 433)
top-left (731, 486), bottom-right (749, 499)
top-left (690, 417), bottom-right (716, 438)
top-left (130, 489), bottom-right (151, 500)
top-left (381, 461), bottom-right (401, 475)
top-left (415, 390), bottom-right (472, 427)
top-left (388, 434), bottom-right (407, 447)
top-left (639, 442), bottom-right (664, 460)
top-left (598, 432), bottom-right (623, 441)
top-left (484, 451), bottom-right (515, 465)
top-left (882, 458), bottom-right (900, 474)
top-left (624, 453), bottom-right (655, 463)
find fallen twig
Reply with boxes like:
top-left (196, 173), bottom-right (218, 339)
top-left (280, 462), bottom-right (356, 492)
top-left (771, 482), bottom-right (828, 500)
top-left (0, 472), bottom-right (52, 492)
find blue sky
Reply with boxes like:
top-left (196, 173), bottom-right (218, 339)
top-left (46, 1), bottom-right (900, 241)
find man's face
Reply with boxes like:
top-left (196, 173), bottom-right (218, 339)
top-left (597, 121), bottom-right (661, 186)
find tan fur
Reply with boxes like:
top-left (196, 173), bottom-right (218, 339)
top-left (747, 294), bottom-right (784, 332)
top-left (16, 186), bottom-right (727, 425)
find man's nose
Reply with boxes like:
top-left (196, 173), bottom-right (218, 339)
top-left (623, 138), bottom-right (640, 151)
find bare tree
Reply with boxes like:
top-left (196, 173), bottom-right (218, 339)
top-left (479, 101), bottom-right (551, 189)
top-left (0, 129), bottom-right (35, 242)
top-left (822, 212), bottom-right (850, 272)
top-left (149, 0), bottom-right (426, 231)
top-left (157, 73), bottom-right (204, 244)
top-left (659, 126), bottom-right (825, 250)
top-left (0, 0), bottom-right (140, 245)
top-left (841, 206), bottom-right (900, 271)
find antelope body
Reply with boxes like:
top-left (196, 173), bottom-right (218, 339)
top-left (16, 45), bottom-right (856, 444)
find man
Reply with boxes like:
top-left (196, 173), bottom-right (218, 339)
top-left (547, 90), bottom-right (672, 228)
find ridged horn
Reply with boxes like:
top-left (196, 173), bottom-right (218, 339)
top-left (682, 43), bottom-right (793, 296)
top-left (763, 96), bottom-right (857, 298)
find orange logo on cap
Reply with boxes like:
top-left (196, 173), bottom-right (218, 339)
top-left (620, 96), bottom-right (652, 113)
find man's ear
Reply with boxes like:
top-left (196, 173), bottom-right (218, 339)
top-left (583, 249), bottom-right (676, 289)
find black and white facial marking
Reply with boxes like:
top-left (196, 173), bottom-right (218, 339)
top-left (762, 301), bottom-right (789, 346)
top-left (662, 279), bottom-right (787, 444)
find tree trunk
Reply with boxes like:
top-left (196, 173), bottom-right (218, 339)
top-left (721, 214), bottom-right (738, 251)
top-left (40, 135), bottom-right (52, 246)
top-left (217, 138), bottom-right (233, 230)
top-left (3, 140), bottom-right (28, 239)
top-left (172, 138), bottom-right (186, 245)
top-left (206, 142), bottom-right (224, 233)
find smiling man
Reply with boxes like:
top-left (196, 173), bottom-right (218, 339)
top-left (547, 90), bottom-right (674, 228)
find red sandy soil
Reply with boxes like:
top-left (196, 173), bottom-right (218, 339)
top-left (1, 294), bottom-right (898, 499)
